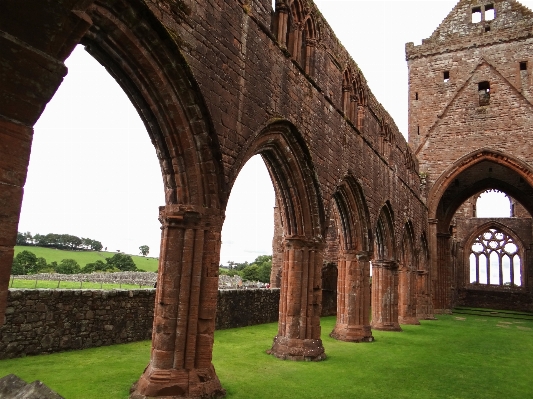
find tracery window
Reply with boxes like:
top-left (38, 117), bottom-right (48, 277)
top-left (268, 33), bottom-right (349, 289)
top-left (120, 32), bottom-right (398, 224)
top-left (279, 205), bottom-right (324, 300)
top-left (469, 228), bottom-right (522, 286)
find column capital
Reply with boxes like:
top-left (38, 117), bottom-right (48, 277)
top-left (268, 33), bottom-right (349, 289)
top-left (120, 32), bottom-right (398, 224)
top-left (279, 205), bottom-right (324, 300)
top-left (372, 260), bottom-right (398, 269)
top-left (158, 204), bottom-right (224, 229)
top-left (428, 218), bottom-right (439, 225)
top-left (283, 235), bottom-right (324, 250)
top-left (342, 250), bottom-right (370, 261)
top-left (276, 2), bottom-right (289, 13)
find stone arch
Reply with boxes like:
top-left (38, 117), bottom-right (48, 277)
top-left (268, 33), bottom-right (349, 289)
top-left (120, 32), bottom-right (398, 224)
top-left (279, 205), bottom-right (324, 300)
top-left (371, 202), bottom-right (402, 331)
top-left (233, 119), bottom-right (326, 361)
top-left (398, 221), bottom-right (420, 325)
top-left (83, 1), bottom-right (224, 209)
top-left (0, 1), bottom-right (227, 397)
top-left (329, 175), bottom-right (374, 342)
top-left (427, 148), bottom-right (533, 312)
top-left (231, 120), bottom-right (325, 238)
top-left (375, 202), bottom-right (396, 261)
top-left (428, 148), bottom-right (533, 224)
top-left (463, 221), bottom-right (526, 288)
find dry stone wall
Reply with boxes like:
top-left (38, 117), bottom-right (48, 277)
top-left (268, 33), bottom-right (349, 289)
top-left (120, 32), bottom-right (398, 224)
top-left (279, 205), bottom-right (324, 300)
top-left (0, 288), bottom-right (279, 359)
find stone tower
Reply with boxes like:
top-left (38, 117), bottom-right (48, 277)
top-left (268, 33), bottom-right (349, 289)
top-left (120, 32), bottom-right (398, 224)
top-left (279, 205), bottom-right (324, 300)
top-left (407, 0), bottom-right (533, 312)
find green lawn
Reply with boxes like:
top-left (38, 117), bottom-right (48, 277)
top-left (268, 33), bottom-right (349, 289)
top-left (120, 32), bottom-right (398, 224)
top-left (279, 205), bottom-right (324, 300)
top-left (14, 246), bottom-right (159, 272)
top-left (1, 314), bottom-right (532, 398)
top-left (8, 279), bottom-right (153, 290)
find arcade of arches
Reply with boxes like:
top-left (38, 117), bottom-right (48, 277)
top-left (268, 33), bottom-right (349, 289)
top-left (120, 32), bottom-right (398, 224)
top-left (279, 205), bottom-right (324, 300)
top-left (1, 0), bottom-right (533, 398)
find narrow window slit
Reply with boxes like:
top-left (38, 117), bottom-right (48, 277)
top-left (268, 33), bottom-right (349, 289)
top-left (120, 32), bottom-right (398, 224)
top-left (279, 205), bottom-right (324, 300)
top-left (478, 81), bottom-right (490, 105)
top-left (443, 71), bottom-right (450, 82)
top-left (472, 6), bottom-right (482, 23)
top-left (520, 61), bottom-right (527, 71)
top-left (485, 4), bottom-right (495, 21)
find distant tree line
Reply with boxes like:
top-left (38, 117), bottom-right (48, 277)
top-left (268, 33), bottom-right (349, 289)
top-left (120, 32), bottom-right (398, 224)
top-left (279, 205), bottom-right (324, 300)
top-left (11, 250), bottom-right (142, 275)
top-left (17, 231), bottom-right (103, 252)
top-left (219, 255), bottom-right (272, 283)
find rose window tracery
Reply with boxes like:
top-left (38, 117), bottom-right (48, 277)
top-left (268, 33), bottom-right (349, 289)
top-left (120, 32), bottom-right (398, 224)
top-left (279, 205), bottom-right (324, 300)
top-left (469, 228), bottom-right (522, 286)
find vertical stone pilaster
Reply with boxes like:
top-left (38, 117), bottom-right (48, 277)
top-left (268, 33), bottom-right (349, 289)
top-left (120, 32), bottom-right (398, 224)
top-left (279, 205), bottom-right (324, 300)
top-left (435, 233), bottom-right (452, 313)
top-left (275, 4), bottom-right (289, 46)
top-left (0, 117), bottom-right (34, 326)
top-left (131, 205), bottom-right (225, 399)
top-left (268, 236), bottom-right (326, 361)
top-left (330, 251), bottom-right (373, 342)
top-left (371, 260), bottom-right (402, 331)
top-left (270, 204), bottom-right (283, 288)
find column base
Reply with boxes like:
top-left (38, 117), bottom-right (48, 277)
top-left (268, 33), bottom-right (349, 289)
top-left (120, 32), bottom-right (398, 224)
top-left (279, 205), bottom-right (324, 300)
top-left (267, 335), bottom-right (326, 361)
top-left (130, 364), bottom-right (225, 399)
top-left (417, 313), bottom-right (438, 320)
top-left (371, 322), bottom-right (402, 332)
top-left (330, 325), bottom-right (374, 342)
top-left (398, 316), bottom-right (420, 325)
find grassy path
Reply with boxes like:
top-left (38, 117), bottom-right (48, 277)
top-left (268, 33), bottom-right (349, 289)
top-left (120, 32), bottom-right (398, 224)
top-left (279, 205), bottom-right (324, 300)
top-left (0, 314), bottom-right (532, 398)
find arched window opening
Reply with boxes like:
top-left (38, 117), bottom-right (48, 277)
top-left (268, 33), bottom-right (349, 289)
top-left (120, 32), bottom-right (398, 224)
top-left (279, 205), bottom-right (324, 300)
top-left (342, 69), bottom-right (352, 117)
top-left (20, 45), bottom-right (164, 258)
top-left (469, 228), bottom-right (522, 287)
top-left (302, 16), bottom-right (317, 75)
top-left (287, 0), bottom-right (304, 62)
top-left (220, 155), bottom-right (275, 284)
top-left (476, 190), bottom-right (511, 217)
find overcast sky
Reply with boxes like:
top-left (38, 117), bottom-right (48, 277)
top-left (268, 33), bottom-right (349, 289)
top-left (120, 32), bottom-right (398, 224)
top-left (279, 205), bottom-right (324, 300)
top-left (18, 1), bottom-right (528, 263)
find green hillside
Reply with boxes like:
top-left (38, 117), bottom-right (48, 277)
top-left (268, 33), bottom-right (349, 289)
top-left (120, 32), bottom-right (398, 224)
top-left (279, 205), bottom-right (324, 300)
top-left (14, 246), bottom-right (159, 272)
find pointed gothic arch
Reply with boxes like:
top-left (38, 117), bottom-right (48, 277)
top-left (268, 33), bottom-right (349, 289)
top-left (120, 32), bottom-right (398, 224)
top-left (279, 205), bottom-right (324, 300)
top-left (464, 221), bottom-right (526, 288)
top-left (427, 148), bottom-right (533, 312)
top-left (329, 176), bottom-right (373, 342)
top-left (0, 1), bottom-right (227, 397)
top-left (371, 202), bottom-right (402, 331)
top-left (233, 119), bottom-right (327, 361)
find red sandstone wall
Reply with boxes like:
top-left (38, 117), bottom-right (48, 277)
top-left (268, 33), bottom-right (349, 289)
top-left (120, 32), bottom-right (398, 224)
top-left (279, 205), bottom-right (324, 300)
top-left (147, 0), bottom-right (427, 246)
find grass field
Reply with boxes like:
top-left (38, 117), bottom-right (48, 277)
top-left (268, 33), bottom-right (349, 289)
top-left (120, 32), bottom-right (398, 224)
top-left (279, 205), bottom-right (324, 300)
top-left (14, 246), bottom-right (159, 272)
top-left (8, 279), bottom-right (153, 290)
top-left (1, 313), bottom-right (532, 398)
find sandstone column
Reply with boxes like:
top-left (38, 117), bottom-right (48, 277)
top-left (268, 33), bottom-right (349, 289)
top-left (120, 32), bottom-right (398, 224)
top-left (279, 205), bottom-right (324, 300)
top-left (132, 205), bottom-right (225, 399)
top-left (330, 251), bottom-right (373, 342)
top-left (398, 268), bottom-right (420, 325)
top-left (371, 260), bottom-right (402, 331)
top-left (268, 236), bottom-right (326, 361)
top-left (416, 270), bottom-right (435, 320)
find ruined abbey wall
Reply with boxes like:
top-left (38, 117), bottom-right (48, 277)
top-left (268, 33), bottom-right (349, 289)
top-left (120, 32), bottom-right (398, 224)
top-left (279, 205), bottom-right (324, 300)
top-left (0, 288), bottom-right (280, 359)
